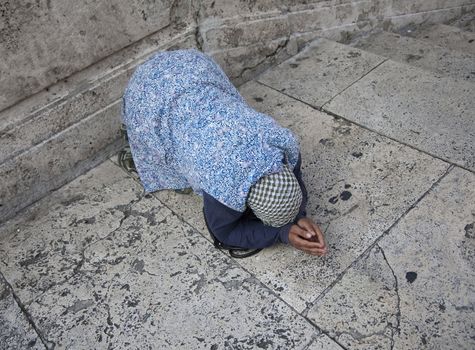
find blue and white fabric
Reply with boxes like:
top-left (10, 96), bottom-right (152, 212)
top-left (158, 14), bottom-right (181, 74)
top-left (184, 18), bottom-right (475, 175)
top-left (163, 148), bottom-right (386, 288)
top-left (122, 49), bottom-right (300, 212)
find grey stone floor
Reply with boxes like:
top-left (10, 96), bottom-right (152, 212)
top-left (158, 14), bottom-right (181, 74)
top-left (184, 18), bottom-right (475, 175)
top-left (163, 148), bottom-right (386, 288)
top-left (1, 23), bottom-right (474, 350)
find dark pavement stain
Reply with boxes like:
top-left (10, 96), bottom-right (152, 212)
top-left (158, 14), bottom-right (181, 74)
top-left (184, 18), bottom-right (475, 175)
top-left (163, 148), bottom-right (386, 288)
top-left (19, 251), bottom-right (48, 267)
top-left (406, 271), bottom-right (417, 283)
top-left (61, 194), bottom-right (86, 206)
top-left (319, 138), bottom-right (334, 146)
top-left (253, 97), bottom-right (263, 102)
top-left (132, 259), bottom-right (145, 273)
top-left (340, 191), bottom-right (352, 201)
top-left (67, 299), bottom-right (94, 313)
top-left (69, 216), bottom-right (96, 227)
top-left (406, 54), bottom-right (423, 62)
top-left (347, 51), bottom-right (361, 58)
top-left (464, 222), bottom-right (474, 238)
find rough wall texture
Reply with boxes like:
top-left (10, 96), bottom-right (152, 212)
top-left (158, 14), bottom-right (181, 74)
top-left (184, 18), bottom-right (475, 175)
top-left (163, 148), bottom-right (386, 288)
top-left (1, 0), bottom-right (474, 222)
top-left (0, 0), bottom-right (178, 112)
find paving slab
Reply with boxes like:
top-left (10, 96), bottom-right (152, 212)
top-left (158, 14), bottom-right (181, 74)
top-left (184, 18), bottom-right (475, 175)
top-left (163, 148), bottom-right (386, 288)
top-left (353, 31), bottom-right (475, 81)
top-left (154, 81), bottom-right (449, 313)
top-left (257, 38), bottom-right (386, 108)
top-left (0, 160), bottom-right (144, 305)
top-left (307, 166), bottom-right (475, 349)
top-left (0, 274), bottom-right (45, 349)
top-left (324, 59), bottom-right (475, 170)
top-left (412, 24), bottom-right (475, 55)
top-left (25, 195), bottom-right (322, 349)
top-left (238, 82), bottom-right (451, 312)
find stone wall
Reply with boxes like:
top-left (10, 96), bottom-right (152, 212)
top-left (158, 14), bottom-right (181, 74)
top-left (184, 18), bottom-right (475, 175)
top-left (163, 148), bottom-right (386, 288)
top-left (1, 0), bottom-right (474, 222)
top-left (0, 0), bottom-right (181, 111)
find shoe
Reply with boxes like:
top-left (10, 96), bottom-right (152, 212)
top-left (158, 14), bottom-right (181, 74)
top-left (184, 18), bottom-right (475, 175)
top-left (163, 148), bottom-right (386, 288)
top-left (117, 146), bottom-right (137, 174)
top-left (202, 209), bottom-right (262, 259)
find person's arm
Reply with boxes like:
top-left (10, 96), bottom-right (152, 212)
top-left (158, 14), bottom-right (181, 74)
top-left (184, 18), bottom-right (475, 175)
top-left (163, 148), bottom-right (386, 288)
top-left (293, 153), bottom-right (308, 221)
top-left (203, 192), bottom-right (292, 249)
top-left (203, 153), bottom-right (309, 250)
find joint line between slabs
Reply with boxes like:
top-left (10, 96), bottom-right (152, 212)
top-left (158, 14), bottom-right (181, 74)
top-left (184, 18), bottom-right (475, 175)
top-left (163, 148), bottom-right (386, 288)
top-left (321, 58), bottom-right (389, 109)
top-left (0, 270), bottom-right (54, 349)
top-left (303, 164), bottom-right (454, 314)
top-left (314, 327), bottom-right (350, 350)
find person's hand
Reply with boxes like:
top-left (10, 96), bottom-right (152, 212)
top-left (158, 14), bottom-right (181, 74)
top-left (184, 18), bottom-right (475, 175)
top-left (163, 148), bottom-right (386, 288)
top-left (297, 217), bottom-right (327, 251)
top-left (288, 223), bottom-right (327, 256)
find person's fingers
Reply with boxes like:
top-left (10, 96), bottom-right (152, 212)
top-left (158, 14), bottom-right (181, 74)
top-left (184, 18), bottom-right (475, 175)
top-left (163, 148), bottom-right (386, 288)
top-left (293, 224), bottom-right (314, 240)
top-left (290, 225), bottom-right (327, 256)
top-left (312, 224), bottom-right (326, 249)
top-left (299, 218), bottom-right (326, 248)
top-left (292, 234), bottom-right (326, 252)
top-left (298, 219), bottom-right (315, 236)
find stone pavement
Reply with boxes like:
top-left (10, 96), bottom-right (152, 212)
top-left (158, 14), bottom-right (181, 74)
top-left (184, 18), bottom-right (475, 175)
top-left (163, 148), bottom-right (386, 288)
top-left (1, 23), bottom-right (474, 350)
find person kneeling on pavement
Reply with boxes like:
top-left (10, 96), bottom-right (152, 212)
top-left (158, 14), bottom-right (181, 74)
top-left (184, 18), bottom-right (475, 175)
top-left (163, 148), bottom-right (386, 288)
top-left (119, 48), bottom-right (327, 258)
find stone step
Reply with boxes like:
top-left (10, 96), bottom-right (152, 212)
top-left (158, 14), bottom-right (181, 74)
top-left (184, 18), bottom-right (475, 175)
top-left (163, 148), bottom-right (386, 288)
top-left (0, 100), bottom-right (123, 223)
top-left (353, 31), bottom-right (475, 82)
top-left (258, 37), bottom-right (474, 171)
top-left (406, 24), bottom-right (475, 56)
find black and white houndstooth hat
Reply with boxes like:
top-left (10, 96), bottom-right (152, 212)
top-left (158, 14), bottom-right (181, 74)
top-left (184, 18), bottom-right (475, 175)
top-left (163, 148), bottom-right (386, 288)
top-left (247, 164), bottom-right (302, 227)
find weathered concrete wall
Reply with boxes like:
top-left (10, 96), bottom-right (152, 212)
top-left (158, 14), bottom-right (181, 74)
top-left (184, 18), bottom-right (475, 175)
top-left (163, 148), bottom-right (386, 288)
top-left (0, 0), bottom-right (179, 112)
top-left (1, 0), bottom-right (474, 222)
top-left (3, 0), bottom-right (473, 112)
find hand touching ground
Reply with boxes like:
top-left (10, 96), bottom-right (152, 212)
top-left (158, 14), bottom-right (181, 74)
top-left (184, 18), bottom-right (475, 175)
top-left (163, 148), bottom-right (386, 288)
top-left (288, 218), bottom-right (327, 256)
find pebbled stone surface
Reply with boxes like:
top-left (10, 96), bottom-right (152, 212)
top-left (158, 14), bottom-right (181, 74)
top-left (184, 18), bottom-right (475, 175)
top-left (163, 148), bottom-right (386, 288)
top-left (258, 38), bottom-right (386, 108)
top-left (25, 195), bottom-right (321, 349)
top-left (0, 274), bottom-right (45, 349)
top-left (0, 161), bottom-right (144, 305)
top-left (307, 167), bottom-right (475, 349)
top-left (324, 59), bottom-right (475, 171)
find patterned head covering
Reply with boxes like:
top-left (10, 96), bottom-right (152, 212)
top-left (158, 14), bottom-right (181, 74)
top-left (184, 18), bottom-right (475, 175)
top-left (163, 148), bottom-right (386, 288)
top-left (247, 165), bottom-right (303, 227)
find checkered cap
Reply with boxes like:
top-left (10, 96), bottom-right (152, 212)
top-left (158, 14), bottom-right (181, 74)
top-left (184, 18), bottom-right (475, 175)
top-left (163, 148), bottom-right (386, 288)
top-left (247, 164), bottom-right (303, 227)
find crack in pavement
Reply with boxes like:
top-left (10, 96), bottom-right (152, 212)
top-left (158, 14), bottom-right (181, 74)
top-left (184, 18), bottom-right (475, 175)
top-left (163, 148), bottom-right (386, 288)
top-left (378, 244), bottom-right (402, 350)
